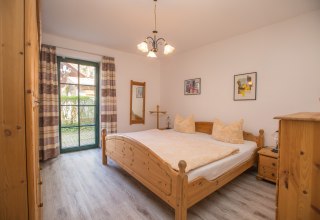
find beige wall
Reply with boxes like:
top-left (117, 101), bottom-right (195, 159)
top-left (159, 10), bottom-right (320, 145)
top-left (42, 33), bottom-right (160, 133)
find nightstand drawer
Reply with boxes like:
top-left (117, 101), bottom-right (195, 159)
top-left (260, 155), bottom-right (277, 169)
top-left (259, 166), bottom-right (277, 181)
top-left (257, 147), bottom-right (278, 183)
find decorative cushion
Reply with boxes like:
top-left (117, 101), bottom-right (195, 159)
top-left (212, 119), bottom-right (244, 144)
top-left (174, 114), bottom-right (195, 134)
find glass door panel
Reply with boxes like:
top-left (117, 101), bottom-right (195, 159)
top-left (61, 127), bottom-right (79, 148)
top-left (60, 62), bottom-right (79, 84)
top-left (80, 126), bottom-right (96, 146)
top-left (80, 85), bottom-right (96, 105)
top-left (79, 65), bottom-right (95, 85)
top-left (58, 57), bottom-right (99, 152)
top-left (60, 106), bottom-right (78, 126)
top-left (60, 84), bottom-right (79, 105)
top-left (80, 106), bottom-right (95, 125)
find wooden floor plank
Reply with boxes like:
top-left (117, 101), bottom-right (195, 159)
top-left (42, 149), bottom-right (276, 220)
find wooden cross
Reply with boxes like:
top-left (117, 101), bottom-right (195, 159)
top-left (149, 105), bottom-right (167, 129)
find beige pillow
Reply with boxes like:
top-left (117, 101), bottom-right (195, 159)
top-left (212, 119), bottom-right (244, 144)
top-left (174, 114), bottom-right (195, 134)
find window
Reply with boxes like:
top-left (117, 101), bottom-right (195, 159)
top-left (58, 57), bottom-right (99, 152)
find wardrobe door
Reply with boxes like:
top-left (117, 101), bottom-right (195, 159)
top-left (25, 0), bottom-right (41, 219)
top-left (278, 120), bottom-right (303, 220)
top-left (277, 120), bottom-right (295, 220)
top-left (0, 0), bottom-right (29, 219)
top-left (278, 120), bottom-right (319, 219)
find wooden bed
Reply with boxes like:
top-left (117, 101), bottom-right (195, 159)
top-left (101, 122), bottom-right (264, 220)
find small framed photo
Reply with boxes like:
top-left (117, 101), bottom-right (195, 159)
top-left (136, 87), bottom-right (143, 98)
top-left (234, 72), bottom-right (257, 101)
top-left (184, 78), bottom-right (201, 95)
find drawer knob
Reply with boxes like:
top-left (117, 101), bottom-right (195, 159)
top-left (272, 173), bottom-right (275, 177)
top-left (38, 202), bottom-right (43, 207)
top-left (39, 181), bottom-right (43, 185)
top-left (272, 162), bottom-right (276, 166)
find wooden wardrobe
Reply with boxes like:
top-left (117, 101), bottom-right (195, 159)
top-left (0, 0), bottom-right (42, 219)
top-left (275, 112), bottom-right (320, 220)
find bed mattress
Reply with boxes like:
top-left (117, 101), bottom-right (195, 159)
top-left (187, 137), bottom-right (256, 181)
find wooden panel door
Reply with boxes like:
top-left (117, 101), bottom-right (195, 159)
top-left (0, 0), bottom-right (29, 219)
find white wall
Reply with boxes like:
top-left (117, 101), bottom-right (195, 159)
top-left (43, 10), bottom-right (320, 144)
top-left (42, 33), bottom-right (160, 133)
top-left (159, 10), bottom-right (320, 145)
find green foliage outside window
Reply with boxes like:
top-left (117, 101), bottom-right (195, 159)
top-left (61, 95), bottom-right (95, 126)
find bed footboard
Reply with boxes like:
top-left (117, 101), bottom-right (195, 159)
top-left (101, 129), bottom-right (188, 219)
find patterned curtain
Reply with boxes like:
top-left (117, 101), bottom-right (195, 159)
top-left (100, 56), bottom-right (117, 135)
top-left (39, 44), bottom-right (60, 160)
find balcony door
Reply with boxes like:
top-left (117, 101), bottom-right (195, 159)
top-left (58, 57), bottom-right (99, 152)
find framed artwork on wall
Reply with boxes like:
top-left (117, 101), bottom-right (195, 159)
top-left (234, 72), bottom-right (257, 101)
top-left (184, 78), bottom-right (201, 95)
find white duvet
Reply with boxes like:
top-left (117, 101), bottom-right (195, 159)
top-left (122, 129), bottom-right (257, 181)
top-left (122, 129), bottom-right (239, 172)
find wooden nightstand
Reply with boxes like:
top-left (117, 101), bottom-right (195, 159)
top-left (257, 147), bottom-right (278, 183)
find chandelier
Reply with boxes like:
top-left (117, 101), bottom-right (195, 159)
top-left (137, 0), bottom-right (175, 58)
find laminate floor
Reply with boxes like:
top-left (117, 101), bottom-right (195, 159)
top-left (42, 149), bottom-right (276, 220)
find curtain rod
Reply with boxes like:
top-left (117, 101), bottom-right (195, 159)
top-left (55, 46), bottom-right (106, 57)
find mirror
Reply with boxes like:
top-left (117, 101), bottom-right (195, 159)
top-left (130, 80), bottom-right (146, 124)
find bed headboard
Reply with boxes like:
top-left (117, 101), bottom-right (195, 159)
top-left (195, 122), bottom-right (264, 149)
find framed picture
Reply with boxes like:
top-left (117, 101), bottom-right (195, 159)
top-left (136, 87), bottom-right (143, 98)
top-left (184, 78), bottom-right (201, 95)
top-left (234, 72), bottom-right (257, 101)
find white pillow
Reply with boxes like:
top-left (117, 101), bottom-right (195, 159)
top-left (212, 119), bottom-right (244, 144)
top-left (174, 114), bottom-right (195, 134)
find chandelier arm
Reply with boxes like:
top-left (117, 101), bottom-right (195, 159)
top-left (146, 36), bottom-right (156, 48)
top-left (146, 36), bottom-right (155, 43)
top-left (156, 37), bottom-right (166, 45)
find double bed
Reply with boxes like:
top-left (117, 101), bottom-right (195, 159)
top-left (101, 122), bottom-right (264, 220)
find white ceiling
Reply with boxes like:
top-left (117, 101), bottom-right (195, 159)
top-left (41, 0), bottom-right (320, 56)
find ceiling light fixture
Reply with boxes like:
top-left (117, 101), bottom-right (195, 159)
top-left (137, 0), bottom-right (175, 58)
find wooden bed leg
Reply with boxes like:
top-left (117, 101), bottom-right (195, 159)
top-left (175, 160), bottom-right (188, 220)
top-left (102, 129), bottom-right (107, 165)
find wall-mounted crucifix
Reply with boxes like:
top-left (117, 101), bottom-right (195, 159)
top-left (149, 105), bottom-right (166, 129)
